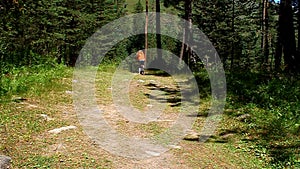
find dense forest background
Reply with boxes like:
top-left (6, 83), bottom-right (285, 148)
top-left (1, 0), bottom-right (300, 71)
top-left (0, 0), bottom-right (299, 168)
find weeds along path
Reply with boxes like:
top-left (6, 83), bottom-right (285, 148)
top-left (91, 68), bottom-right (263, 168)
top-left (0, 66), bottom-right (265, 168)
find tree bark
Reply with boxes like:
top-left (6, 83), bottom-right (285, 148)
top-left (263, 0), bottom-right (269, 65)
top-left (156, 0), bottom-right (162, 60)
top-left (180, 0), bottom-right (193, 65)
top-left (282, 0), bottom-right (296, 71)
top-left (297, 1), bottom-right (300, 71)
top-left (145, 0), bottom-right (148, 67)
top-left (275, 0), bottom-right (296, 72)
top-left (231, 0), bottom-right (235, 70)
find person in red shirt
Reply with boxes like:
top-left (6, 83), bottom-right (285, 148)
top-left (136, 50), bottom-right (146, 75)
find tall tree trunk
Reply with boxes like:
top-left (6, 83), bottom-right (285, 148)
top-left (261, 0), bottom-right (264, 50)
top-left (298, 1), bottom-right (300, 52)
top-left (297, 1), bottom-right (300, 71)
top-left (180, 0), bottom-right (193, 65)
top-left (275, 1), bottom-right (283, 71)
top-left (145, 0), bottom-right (148, 67)
top-left (276, 0), bottom-right (296, 72)
top-left (275, 33), bottom-right (282, 71)
top-left (230, 0), bottom-right (235, 70)
top-left (263, 0), bottom-right (269, 65)
top-left (179, 26), bottom-right (186, 62)
top-left (282, 0), bottom-right (296, 71)
top-left (156, 0), bottom-right (162, 60)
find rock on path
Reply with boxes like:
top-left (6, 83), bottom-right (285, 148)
top-left (48, 125), bottom-right (77, 134)
top-left (0, 155), bottom-right (11, 169)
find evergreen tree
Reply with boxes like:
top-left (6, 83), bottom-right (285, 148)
top-left (275, 0), bottom-right (297, 72)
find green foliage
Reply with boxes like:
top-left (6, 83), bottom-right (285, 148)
top-left (0, 63), bottom-right (71, 99)
top-left (0, 0), bottom-right (124, 67)
top-left (0, 0), bottom-right (299, 168)
top-left (192, 1), bottom-right (278, 70)
top-left (134, 0), bottom-right (144, 13)
top-left (227, 71), bottom-right (300, 167)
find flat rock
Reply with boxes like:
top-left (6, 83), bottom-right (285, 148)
top-left (0, 155), bottom-right (11, 169)
top-left (146, 104), bottom-right (153, 107)
top-left (145, 151), bottom-right (160, 157)
top-left (65, 90), bottom-right (73, 94)
top-left (184, 130), bottom-right (200, 141)
top-left (11, 97), bottom-right (26, 102)
top-left (48, 125), bottom-right (77, 134)
top-left (40, 114), bottom-right (54, 121)
top-left (220, 133), bottom-right (235, 139)
top-left (168, 145), bottom-right (182, 149)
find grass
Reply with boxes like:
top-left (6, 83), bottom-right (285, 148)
top-left (224, 71), bottom-right (300, 168)
top-left (0, 64), bottom-right (113, 168)
top-left (1, 63), bottom-right (298, 168)
top-left (94, 65), bottom-right (267, 168)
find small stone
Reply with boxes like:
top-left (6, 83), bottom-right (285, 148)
top-left (145, 151), bottom-right (160, 157)
top-left (48, 126), bottom-right (77, 134)
top-left (156, 119), bottom-right (174, 122)
top-left (40, 114), bottom-right (54, 121)
top-left (220, 133), bottom-right (235, 139)
top-left (137, 80), bottom-right (145, 83)
top-left (0, 155), bottom-right (11, 169)
top-left (12, 97), bottom-right (26, 102)
top-left (169, 145), bottom-right (182, 149)
top-left (147, 104), bottom-right (153, 107)
top-left (184, 130), bottom-right (200, 141)
top-left (65, 90), bottom-right (73, 94)
top-left (236, 114), bottom-right (251, 121)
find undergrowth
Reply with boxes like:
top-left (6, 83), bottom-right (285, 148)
top-left (1, 63), bottom-right (299, 168)
top-left (0, 63), bottom-right (72, 100)
top-left (225, 71), bottom-right (300, 168)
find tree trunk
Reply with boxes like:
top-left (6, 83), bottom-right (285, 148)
top-left (297, 1), bottom-right (300, 71)
top-left (230, 0), bottom-right (235, 70)
top-left (261, 0), bottom-right (264, 50)
top-left (156, 0), bottom-right (162, 60)
top-left (180, 0), bottom-right (193, 65)
top-left (275, 1), bottom-right (283, 71)
top-left (276, 0), bottom-right (296, 72)
top-left (262, 0), bottom-right (269, 65)
top-left (145, 0), bottom-right (148, 67)
top-left (282, 0), bottom-right (296, 71)
top-left (179, 26), bottom-right (186, 62)
top-left (298, 1), bottom-right (300, 52)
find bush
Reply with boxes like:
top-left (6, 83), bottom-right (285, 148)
top-left (226, 71), bottom-right (300, 167)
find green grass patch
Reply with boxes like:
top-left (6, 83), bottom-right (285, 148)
top-left (225, 71), bottom-right (300, 168)
top-left (0, 63), bottom-right (72, 100)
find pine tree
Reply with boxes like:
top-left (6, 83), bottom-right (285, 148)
top-left (275, 0), bottom-right (297, 72)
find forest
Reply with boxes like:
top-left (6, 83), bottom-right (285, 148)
top-left (0, 0), bottom-right (299, 168)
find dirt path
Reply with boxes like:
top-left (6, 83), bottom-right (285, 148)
top-left (69, 71), bottom-right (258, 168)
top-left (2, 70), bottom-right (264, 168)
